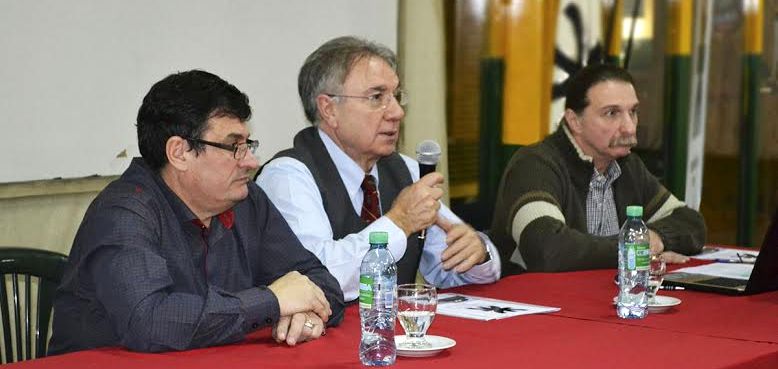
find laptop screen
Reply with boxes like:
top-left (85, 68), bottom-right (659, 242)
top-left (745, 208), bottom-right (778, 294)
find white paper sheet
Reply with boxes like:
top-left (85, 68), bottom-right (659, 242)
top-left (671, 263), bottom-right (754, 280)
top-left (692, 246), bottom-right (758, 262)
top-left (436, 293), bottom-right (560, 321)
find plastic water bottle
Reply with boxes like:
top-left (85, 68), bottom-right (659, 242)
top-left (359, 231), bottom-right (397, 366)
top-left (616, 205), bottom-right (650, 319)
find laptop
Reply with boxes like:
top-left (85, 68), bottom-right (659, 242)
top-left (663, 209), bottom-right (778, 295)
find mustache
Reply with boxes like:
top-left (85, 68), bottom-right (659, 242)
top-left (609, 136), bottom-right (637, 148)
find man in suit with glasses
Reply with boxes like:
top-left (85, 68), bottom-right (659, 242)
top-left (257, 36), bottom-right (500, 304)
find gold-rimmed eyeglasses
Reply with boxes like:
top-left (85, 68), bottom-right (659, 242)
top-left (186, 137), bottom-right (258, 160)
top-left (326, 89), bottom-right (407, 110)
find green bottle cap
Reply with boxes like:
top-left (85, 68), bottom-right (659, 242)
top-left (369, 231), bottom-right (389, 244)
top-left (626, 205), bottom-right (643, 217)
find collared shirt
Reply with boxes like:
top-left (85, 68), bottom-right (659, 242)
top-left (49, 158), bottom-right (344, 354)
top-left (257, 129), bottom-right (500, 301)
top-left (586, 162), bottom-right (622, 236)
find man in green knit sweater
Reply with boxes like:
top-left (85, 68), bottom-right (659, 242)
top-left (490, 64), bottom-right (706, 275)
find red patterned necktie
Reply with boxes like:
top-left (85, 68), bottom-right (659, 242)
top-left (360, 175), bottom-right (380, 224)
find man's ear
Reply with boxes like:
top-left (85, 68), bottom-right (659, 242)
top-left (316, 94), bottom-right (338, 129)
top-left (564, 109), bottom-right (583, 134)
top-left (165, 136), bottom-right (191, 171)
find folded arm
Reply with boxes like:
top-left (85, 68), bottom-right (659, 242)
top-left (252, 186), bottom-right (346, 327)
top-left (643, 187), bottom-right (706, 257)
top-left (500, 152), bottom-right (620, 272)
top-left (88, 238), bottom-right (279, 352)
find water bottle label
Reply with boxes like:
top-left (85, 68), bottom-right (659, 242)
top-left (634, 242), bottom-right (650, 271)
top-left (626, 242), bottom-right (650, 271)
top-left (359, 275), bottom-right (373, 309)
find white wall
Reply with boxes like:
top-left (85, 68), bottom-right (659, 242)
top-left (0, 0), bottom-right (397, 183)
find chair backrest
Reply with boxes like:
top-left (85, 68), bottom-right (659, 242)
top-left (0, 247), bottom-right (67, 364)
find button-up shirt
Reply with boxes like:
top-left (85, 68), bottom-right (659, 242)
top-left (49, 158), bottom-right (344, 354)
top-left (586, 162), bottom-right (622, 236)
top-left (257, 129), bottom-right (500, 301)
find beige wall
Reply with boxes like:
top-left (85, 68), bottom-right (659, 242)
top-left (398, 0), bottom-right (449, 203)
top-left (0, 177), bottom-right (113, 255)
top-left (0, 0), bottom-right (448, 256)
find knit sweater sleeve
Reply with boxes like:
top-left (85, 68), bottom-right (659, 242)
top-left (500, 150), bottom-right (619, 272)
top-left (632, 158), bottom-right (706, 256)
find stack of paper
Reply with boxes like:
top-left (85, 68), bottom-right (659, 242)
top-left (436, 293), bottom-right (560, 321)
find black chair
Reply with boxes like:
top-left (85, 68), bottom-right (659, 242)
top-left (0, 247), bottom-right (67, 363)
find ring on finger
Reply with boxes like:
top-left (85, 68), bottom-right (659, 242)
top-left (304, 319), bottom-right (315, 330)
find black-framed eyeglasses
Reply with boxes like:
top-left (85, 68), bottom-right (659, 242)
top-left (185, 137), bottom-right (258, 160)
top-left (326, 89), bottom-right (407, 110)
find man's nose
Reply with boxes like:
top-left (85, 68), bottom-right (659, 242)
top-left (621, 115), bottom-right (637, 135)
top-left (384, 95), bottom-right (405, 121)
top-left (240, 153), bottom-right (260, 170)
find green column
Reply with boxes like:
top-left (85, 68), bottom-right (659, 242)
top-left (737, 54), bottom-right (761, 246)
top-left (662, 56), bottom-right (691, 198)
top-left (737, 1), bottom-right (763, 247)
top-left (478, 57), bottom-right (505, 209)
top-left (662, 0), bottom-right (693, 199)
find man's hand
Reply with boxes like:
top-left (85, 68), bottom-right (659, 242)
top-left (268, 271), bottom-right (331, 322)
top-left (272, 312), bottom-right (325, 346)
top-left (385, 173), bottom-right (444, 236)
top-left (647, 229), bottom-right (688, 264)
top-left (437, 217), bottom-right (487, 273)
top-left (658, 251), bottom-right (690, 264)
top-left (648, 229), bottom-right (665, 255)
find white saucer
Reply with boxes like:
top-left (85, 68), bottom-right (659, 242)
top-left (395, 335), bottom-right (456, 357)
top-left (611, 295), bottom-right (682, 313)
top-left (647, 295), bottom-right (681, 313)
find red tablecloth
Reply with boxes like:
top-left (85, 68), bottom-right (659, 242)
top-left (455, 268), bottom-right (778, 344)
top-left (9, 269), bottom-right (778, 369)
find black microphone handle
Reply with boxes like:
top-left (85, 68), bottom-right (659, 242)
top-left (418, 163), bottom-right (436, 178)
top-left (417, 163), bottom-right (437, 245)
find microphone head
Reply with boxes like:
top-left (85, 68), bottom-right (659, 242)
top-left (416, 140), bottom-right (441, 165)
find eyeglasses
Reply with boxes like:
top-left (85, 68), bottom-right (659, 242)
top-left (186, 137), bottom-right (258, 160)
top-left (326, 89), bottom-right (407, 110)
top-left (737, 253), bottom-right (757, 264)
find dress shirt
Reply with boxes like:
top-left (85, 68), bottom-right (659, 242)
top-left (49, 158), bottom-right (344, 354)
top-left (257, 129), bottom-right (500, 301)
top-left (586, 161), bottom-right (622, 236)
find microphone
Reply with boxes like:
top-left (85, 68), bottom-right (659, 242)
top-left (416, 140), bottom-right (441, 245)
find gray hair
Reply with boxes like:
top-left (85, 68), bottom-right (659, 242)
top-left (298, 36), bottom-right (398, 125)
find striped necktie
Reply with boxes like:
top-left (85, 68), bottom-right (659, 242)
top-left (360, 174), bottom-right (380, 224)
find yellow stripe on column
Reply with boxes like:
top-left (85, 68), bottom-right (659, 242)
top-left (603, 0), bottom-right (623, 59)
top-left (666, 0), bottom-right (692, 56)
top-left (502, 0), bottom-right (549, 146)
top-left (487, 0), bottom-right (509, 58)
top-left (744, 0), bottom-right (763, 54)
top-left (541, 0), bottom-right (559, 136)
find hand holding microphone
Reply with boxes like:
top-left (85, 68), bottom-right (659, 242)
top-left (384, 140), bottom-right (443, 238)
top-left (416, 140), bottom-right (441, 179)
top-left (415, 140), bottom-right (442, 245)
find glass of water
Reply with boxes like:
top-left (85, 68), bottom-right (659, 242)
top-left (396, 283), bottom-right (437, 349)
top-left (647, 255), bottom-right (666, 303)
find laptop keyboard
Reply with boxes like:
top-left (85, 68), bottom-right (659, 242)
top-left (702, 277), bottom-right (747, 287)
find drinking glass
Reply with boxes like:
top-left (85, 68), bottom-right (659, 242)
top-left (647, 255), bottom-right (666, 303)
top-left (396, 283), bottom-right (437, 349)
